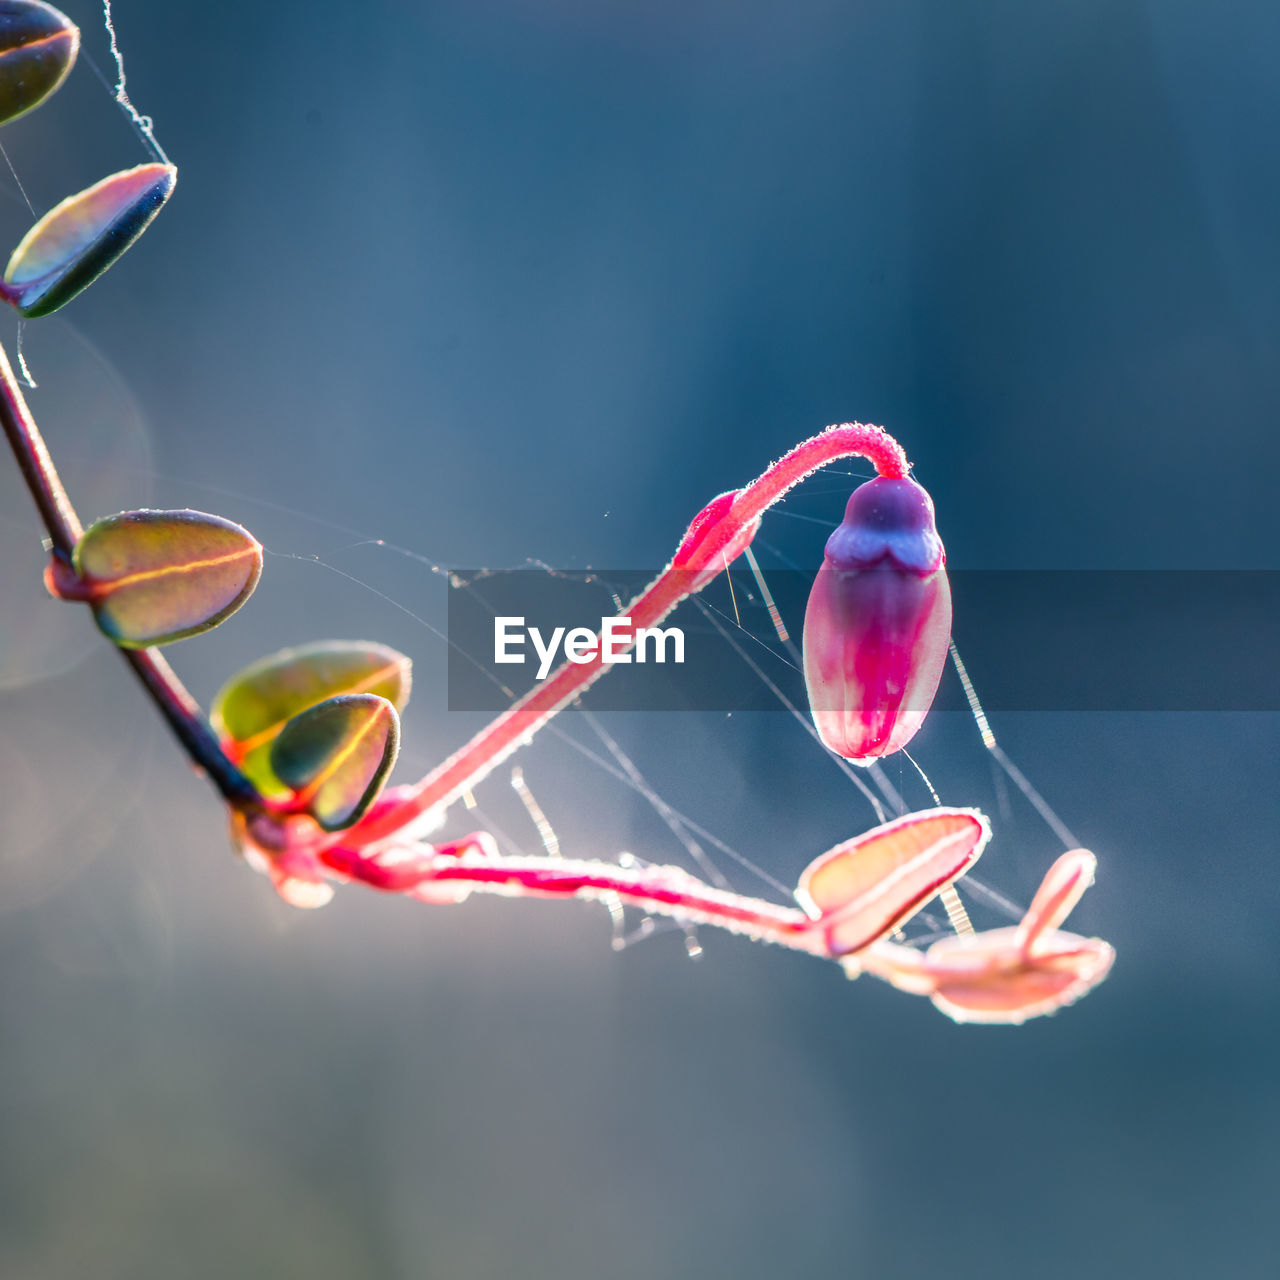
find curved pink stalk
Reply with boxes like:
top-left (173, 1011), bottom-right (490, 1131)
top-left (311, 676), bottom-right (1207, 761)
top-left (342, 422), bottom-right (911, 847)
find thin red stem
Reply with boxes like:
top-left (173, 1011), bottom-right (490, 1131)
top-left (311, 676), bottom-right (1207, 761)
top-left (0, 340), bottom-right (82, 553)
top-left (325, 842), bottom-right (828, 954)
top-left (344, 422), bottom-right (910, 846)
top-left (0, 339), bottom-right (262, 810)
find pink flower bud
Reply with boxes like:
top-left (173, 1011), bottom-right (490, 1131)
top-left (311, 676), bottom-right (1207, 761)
top-left (803, 476), bottom-right (951, 763)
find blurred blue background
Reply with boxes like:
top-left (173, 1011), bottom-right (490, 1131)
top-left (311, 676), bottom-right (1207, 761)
top-left (0, 1), bottom-right (1275, 1275)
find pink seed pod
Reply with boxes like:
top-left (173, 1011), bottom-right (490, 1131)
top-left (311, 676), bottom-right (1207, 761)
top-left (803, 476), bottom-right (951, 763)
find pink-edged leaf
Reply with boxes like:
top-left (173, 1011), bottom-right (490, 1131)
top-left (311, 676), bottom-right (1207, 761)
top-left (1013, 849), bottom-right (1097, 954)
top-left (924, 927), bottom-right (1116, 1026)
top-left (795, 807), bottom-right (990, 956)
top-left (0, 2), bottom-right (78, 126)
top-left (270, 693), bottom-right (401, 833)
top-left (860, 851), bottom-right (1114, 1024)
top-left (72, 508), bottom-right (262, 647)
top-left (4, 162), bottom-right (176, 316)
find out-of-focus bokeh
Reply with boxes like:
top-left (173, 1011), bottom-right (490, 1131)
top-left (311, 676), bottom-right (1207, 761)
top-left (0, 2), bottom-right (1276, 1276)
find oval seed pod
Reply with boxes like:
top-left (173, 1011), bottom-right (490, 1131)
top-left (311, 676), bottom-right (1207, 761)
top-left (67, 508), bottom-right (262, 648)
top-left (0, 2), bottom-right (78, 126)
top-left (802, 476), bottom-right (951, 764)
top-left (211, 641), bottom-right (412, 797)
top-left (270, 694), bottom-right (401, 832)
top-left (4, 162), bottom-right (176, 317)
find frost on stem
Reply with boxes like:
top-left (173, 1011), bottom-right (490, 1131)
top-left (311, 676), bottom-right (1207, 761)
top-left (243, 806), bottom-right (991, 960)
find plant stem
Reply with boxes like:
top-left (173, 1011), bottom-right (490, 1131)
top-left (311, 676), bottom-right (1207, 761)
top-left (323, 842), bottom-right (830, 955)
top-left (0, 338), bottom-right (81, 552)
top-left (0, 338), bottom-right (261, 810)
top-left (121, 647), bottom-right (260, 807)
top-left (344, 422), bottom-right (911, 846)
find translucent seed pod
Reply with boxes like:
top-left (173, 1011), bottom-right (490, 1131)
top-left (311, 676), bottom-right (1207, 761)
top-left (803, 476), bottom-right (951, 763)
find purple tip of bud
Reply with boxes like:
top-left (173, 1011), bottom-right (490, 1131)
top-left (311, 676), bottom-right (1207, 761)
top-left (824, 477), bottom-right (945, 575)
top-left (803, 475), bottom-right (951, 764)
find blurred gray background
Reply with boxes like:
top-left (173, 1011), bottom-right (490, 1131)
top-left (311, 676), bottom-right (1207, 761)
top-left (0, 1), bottom-right (1276, 1276)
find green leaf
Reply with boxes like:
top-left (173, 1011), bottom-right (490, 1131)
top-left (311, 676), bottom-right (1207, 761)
top-left (0, 2), bottom-right (78, 126)
top-left (211, 641), bottom-right (412, 797)
top-left (4, 162), bottom-right (176, 317)
top-left (73, 508), bottom-right (262, 648)
top-left (270, 694), bottom-right (400, 832)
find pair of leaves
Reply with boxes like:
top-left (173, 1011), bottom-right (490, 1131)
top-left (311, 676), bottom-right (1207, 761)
top-left (4, 162), bottom-right (177, 317)
top-left (213, 642), bottom-right (413, 832)
top-left (65, 521), bottom-right (408, 832)
top-left (64, 524), bottom-right (409, 833)
top-left (0, 5), bottom-right (175, 316)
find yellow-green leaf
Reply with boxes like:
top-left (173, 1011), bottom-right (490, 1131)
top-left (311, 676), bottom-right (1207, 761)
top-left (4, 162), bottom-right (176, 317)
top-left (73, 508), bottom-right (262, 648)
top-left (270, 694), bottom-right (400, 832)
top-left (0, 2), bottom-right (78, 126)
top-left (211, 641), bottom-right (412, 797)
